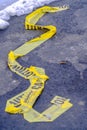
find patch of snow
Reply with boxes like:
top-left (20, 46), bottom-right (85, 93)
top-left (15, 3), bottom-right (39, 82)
top-left (0, 10), bottom-right (10, 20)
top-left (0, 19), bottom-right (9, 30)
top-left (0, 0), bottom-right (57, 29)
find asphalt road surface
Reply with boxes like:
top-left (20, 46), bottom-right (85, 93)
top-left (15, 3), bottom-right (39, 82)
top-left (0, 0), bottom-right (87, 129)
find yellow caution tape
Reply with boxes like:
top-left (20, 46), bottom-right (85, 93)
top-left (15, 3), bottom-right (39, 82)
top-left (24, 96), bottom-right (73, 122)
top-left (5, 5), bottom-right (73, 122)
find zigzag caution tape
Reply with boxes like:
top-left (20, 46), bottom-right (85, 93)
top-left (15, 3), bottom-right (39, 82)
top-left (5, 6), bottom-right (73, 122)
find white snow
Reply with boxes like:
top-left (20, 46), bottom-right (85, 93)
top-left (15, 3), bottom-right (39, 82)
top-left (0, 0), bottom-right (57, 30)
top-left (0, 19), bottom-right (9, 29)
